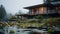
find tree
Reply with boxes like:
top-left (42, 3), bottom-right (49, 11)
top-left (44, 0), bottom-right (60, 4)
top-left (0, 5), bottom-right (7, 20)
top-left (44, 0), bottom-right (60, 2)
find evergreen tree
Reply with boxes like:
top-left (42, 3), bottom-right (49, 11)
top-left (0, 5), bottom-right (7, 20)
top-left (44, 0), bottom-right (60, 2)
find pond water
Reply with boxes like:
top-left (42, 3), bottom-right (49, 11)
top-left (15, 29), bottom-right (31, 34)
top-left (5, 26), bottom-right (49, 34)
top-left (16, 31), bottom-right (30, 34)
top-left (14, 29), bottom-right (49, 34)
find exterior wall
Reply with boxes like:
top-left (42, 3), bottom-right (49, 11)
top-left (47, 7), bottom-right (56, 14)
top-left (56, 6), bottom-right (60, 14)
top-left (31, 8), bottom-right (39, 15)
top-left (39, 7), bottom-right (47, 14)
top-left (29, 6), bottom-right (60, 15)
top-left (29, 7), bottom-right (47, 15)
top-left (31, 9), bottom-right (34, 15)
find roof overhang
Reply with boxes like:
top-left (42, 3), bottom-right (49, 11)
top-left (24, 3), bottom-right (46, 9)
top-left (24, 3), bottom-right (60, 9)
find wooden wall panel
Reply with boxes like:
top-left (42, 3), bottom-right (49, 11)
top-left (56, 7), bottom-right (60, 14)
top-left (39, 7), bottom-right (46, 14)
top-left (29, 7), bottom-right (46, 14)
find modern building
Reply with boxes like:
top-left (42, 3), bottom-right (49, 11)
top-left (17, 0), bottom-right (60, 20)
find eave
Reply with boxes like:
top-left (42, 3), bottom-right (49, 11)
top-left (24, 3), bottom-right (60, 9)
top-left (24, 3), bottom-right (46, 9)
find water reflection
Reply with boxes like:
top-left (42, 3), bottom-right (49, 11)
top-left (15, 29), bottom-right (49, 34)
top-left (5, 26), bottom-right (49, 34)
top-left (16, 31), bottom-right (30, 34)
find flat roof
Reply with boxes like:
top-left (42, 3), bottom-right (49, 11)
top-left (24, 3), bottom-right (60, 9)
top-left (24, 3), bottom-right (46, 9)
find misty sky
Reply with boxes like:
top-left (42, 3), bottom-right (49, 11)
top-left (0, 0), bottom-right (43, 14)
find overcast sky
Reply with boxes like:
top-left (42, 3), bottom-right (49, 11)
top-left (0, 0), bottom-right (43, 15)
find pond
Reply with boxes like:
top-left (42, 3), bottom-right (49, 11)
top-left (16, 31), bottom-right (30, 34)
top-left (5, 26), bottom-right (49, 34)
top-left (14, 29), bottom-right (49, 34)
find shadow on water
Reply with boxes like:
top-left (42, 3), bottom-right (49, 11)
top-left (0, 32), bottom-right (4, 34)
top-left (29, 32), bottom-right (40, 34)
top-left (50, 31), bottom-right (60, 34)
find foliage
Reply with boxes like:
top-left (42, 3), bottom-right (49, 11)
top-left (0, 22), bottom-right (5, 27)
top-left (45, 0), bottom-right (60, 2)
top-left (48, 29), bottom-right (55, 33)
top-left (35, 15), bottom-right (44, 19)
top-left (34, 15), bottom-right (44, 23)
top-left (9, 30), bottom-right (14, 33)
top-left (9, 16), bottom-right (19, 23)
top-left (27, 19), bottom-right (38, 23)
top-left (42, 18), bottom-right (60, 26)
top-left (0, 5), bottom-right (7, 20)
top-left (9, 16), bottom-right (17, 20)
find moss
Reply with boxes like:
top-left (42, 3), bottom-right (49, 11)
top-left (9, 30), bottom-right (14, 33)
top-left (48, 29), bottom-right (55, 33)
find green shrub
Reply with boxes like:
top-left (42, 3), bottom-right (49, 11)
top-left (27, 19), bottom-right (38, 23)
top-left (10, 30), bottom-right (14, 33)
top-left (48, 29), bottom-right (55, 33)
top-left (42, 18), bottom-right (60, 27)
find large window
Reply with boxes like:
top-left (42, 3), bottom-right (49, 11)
top-left (48, 7), bottom-right (56, 13)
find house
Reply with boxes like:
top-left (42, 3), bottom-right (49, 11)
top-left (17, 0), bottom-right (60, 20)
